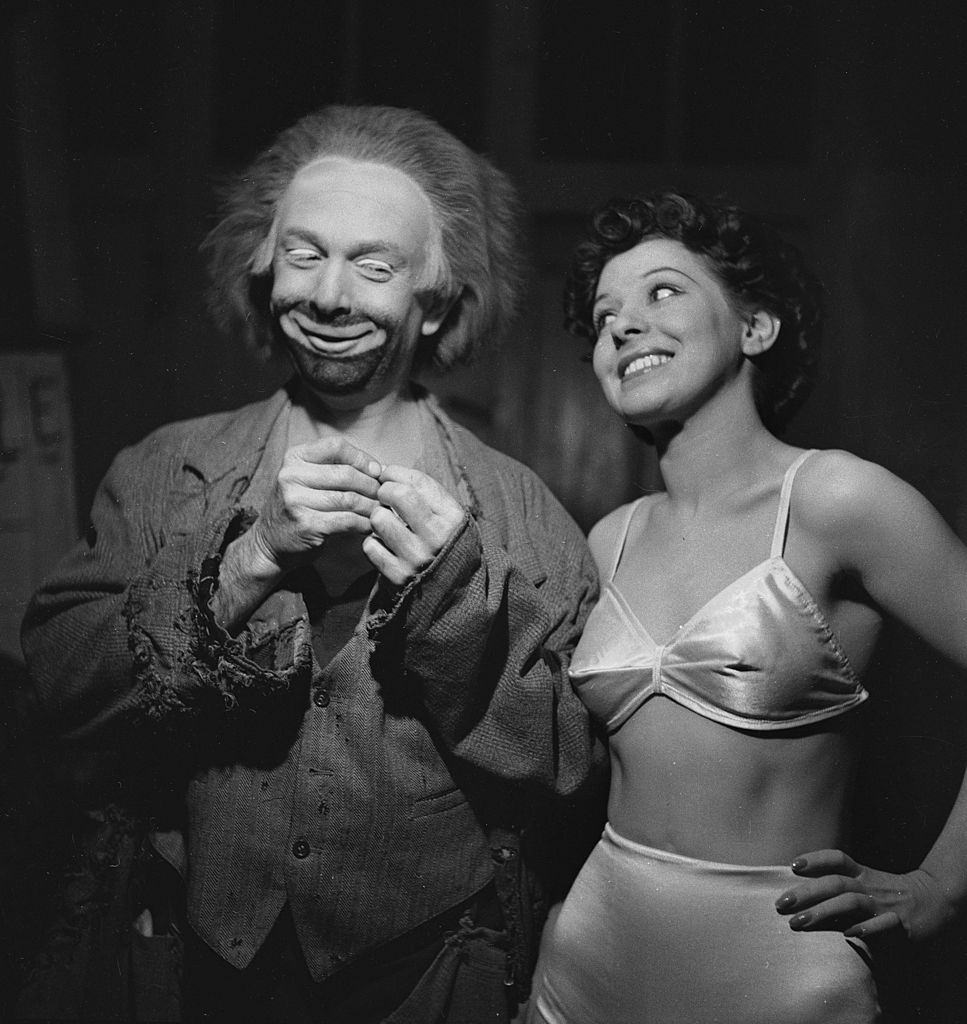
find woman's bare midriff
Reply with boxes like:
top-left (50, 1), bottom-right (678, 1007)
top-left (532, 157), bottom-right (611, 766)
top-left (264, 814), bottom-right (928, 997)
top-left (607, 695), bottom-right (858, 866)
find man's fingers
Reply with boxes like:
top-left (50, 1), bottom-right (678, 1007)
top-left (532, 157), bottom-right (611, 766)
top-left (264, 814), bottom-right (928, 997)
top-left (357, 466), bottom-right (466, 585)
top-left (291, 510), bottom-right (374, 541)
top-left (369, 505), bottom-right (434, 569)
top-left (285, 460), bottom-right (382, 500)
top-left (378, 465), bottom-right (453, 509)
top-left (361, 534), bottom-right (410, 587)
top-left (296, 436), bottom-right (382, 476)
top-left (376, 476), bottom-right (464, 545)
top-left (376, 481), bottom-right (434, 526)
top-left (377, 464), bottom-right (424, 485)
top-left (319, 511), bottom-right (375, 536)
top-left (289, 483), bottom-right (379, 517)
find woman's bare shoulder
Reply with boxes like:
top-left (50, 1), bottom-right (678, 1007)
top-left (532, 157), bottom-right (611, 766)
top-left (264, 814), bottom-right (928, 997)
top-left (794, 448), bottom-right (923, 541)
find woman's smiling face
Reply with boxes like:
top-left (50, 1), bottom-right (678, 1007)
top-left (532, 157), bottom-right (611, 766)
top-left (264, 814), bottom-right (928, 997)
top-left (591, 237), bottom-right (752, 431)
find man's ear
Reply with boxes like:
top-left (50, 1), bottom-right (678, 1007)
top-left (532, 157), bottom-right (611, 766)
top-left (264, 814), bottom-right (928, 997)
top-left (740, 309), bottom-right (781, 356)
top-left (420, 287), bottom-right (462, 337)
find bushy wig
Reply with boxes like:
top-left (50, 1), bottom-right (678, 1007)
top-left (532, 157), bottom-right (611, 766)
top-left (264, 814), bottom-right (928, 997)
top-left (564, 191), bottom-right (823, 434)
top-left (202, 105), bottom-right (523, 370)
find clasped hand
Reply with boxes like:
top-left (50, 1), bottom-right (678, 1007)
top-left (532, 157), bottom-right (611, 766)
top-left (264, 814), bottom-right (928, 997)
top-left (248, 438), bottom-right (464, 586)
top-left (774, 849), bottom-right (955, 942)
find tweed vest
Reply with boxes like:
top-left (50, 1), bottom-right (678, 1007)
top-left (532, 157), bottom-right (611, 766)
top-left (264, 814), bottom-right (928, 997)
top-left (179, 395), bottom-right (494, 980)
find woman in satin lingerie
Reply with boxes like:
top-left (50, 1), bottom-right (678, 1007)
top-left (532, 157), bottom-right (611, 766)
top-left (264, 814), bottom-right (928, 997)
top-left (527, 192), bottom-right (967, 1023)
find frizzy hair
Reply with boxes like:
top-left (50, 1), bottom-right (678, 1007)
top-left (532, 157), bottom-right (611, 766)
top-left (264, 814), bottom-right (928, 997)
top-left (202, 104), bottom-right (523, 370)
top-left (564, 191), bottom-right (824, 434)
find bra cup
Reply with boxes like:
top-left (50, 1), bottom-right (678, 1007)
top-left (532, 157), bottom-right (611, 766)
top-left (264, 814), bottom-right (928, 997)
top-left (570, 587), bottom-right (657, 730)
top-left (570, 563), bottom-right (866, 733)
top-left (570, 587), bottom-right (654, 673)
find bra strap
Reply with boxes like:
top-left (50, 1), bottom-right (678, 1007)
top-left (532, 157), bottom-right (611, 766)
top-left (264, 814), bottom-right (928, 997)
top-left (609, 498), bottom-right (645, 580)
top-left (770, 450), bottom-right (818, 558)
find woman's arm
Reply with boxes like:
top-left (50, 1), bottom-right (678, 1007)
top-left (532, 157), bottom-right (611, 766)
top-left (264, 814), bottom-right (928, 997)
top-left (777, 452), bottom-right (967, 940)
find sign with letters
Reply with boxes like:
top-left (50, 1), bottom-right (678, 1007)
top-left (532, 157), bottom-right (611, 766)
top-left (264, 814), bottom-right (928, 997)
top-left (0, 352), bottom-right (77, 662)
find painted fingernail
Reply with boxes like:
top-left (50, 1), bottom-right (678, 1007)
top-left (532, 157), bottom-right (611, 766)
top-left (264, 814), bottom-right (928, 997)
top-left (790, 912), bottom-right (811, 929)
top-left (775, 894), bottom-right (796, 911)
top-left (791, 858), bottom-right (807, 872)
top-left (844, 925), bottom-right (864, 938)
top-left (368, 461), bottom-right (382, 476)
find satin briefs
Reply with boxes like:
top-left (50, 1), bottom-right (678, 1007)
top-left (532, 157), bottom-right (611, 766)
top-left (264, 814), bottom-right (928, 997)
top-left (528, 824), bottom-right (881, 1024)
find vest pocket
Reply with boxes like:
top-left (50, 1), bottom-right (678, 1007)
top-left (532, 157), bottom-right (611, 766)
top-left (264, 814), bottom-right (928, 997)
top-left (409, 786), bottom-right (467, 819)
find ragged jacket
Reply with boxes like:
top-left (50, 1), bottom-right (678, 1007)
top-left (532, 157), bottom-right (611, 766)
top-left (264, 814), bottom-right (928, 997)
top-left (20, 384), bottom-right (603, 997)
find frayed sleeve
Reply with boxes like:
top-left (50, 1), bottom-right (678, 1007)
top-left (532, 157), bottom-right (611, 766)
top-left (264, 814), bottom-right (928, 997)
top-left (21, 443), bottom-right (310, 753)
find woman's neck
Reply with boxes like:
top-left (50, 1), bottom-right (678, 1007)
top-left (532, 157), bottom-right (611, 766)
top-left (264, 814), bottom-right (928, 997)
top-left (652, 401), bottom-right (785, 513)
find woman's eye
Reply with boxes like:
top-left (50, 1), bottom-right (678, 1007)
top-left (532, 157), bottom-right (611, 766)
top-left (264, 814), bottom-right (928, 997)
top-left (357, 259), bottom-right (393, 280)
top-left (594, 311), bottom-right (616, 333)
top-left (652, 284), bottom-right (678, 301)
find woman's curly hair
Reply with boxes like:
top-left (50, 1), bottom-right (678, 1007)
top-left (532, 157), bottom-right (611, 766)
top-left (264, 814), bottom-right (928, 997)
top-left (202, 104), bottom-right (523, 371)
top-left (564, 191), bottom-right (824, 434)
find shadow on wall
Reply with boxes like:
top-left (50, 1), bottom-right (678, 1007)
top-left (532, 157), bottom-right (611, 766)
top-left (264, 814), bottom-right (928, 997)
top-left (0, 654), bottom-right (78, 1021)
top-left (853, 627), bottom-right (967, 1023)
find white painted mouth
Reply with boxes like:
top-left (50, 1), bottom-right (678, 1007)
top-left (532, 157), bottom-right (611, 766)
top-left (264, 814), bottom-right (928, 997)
top-left (303, 329), bottom-right (374, 353)
top-left (289, 313), bottom-right (376, 353)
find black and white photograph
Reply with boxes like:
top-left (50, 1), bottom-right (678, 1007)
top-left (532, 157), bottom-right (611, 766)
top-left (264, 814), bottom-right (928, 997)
top-left (2, 3), bottom-right (966, 1021)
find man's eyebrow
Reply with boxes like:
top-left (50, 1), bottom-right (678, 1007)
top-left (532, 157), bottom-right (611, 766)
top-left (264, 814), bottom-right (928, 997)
top-left (350, 241), bottom-right (409, 262)
top-left (278, 227), bottom-right (321, 245)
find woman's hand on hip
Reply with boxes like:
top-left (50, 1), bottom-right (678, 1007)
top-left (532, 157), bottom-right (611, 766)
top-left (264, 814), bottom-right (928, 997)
top-left (774, 848), bottom-right (958, 941)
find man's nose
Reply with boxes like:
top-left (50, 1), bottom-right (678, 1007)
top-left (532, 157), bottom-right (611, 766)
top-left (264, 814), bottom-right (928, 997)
top-left (309, 261), bottom-right (352, 314)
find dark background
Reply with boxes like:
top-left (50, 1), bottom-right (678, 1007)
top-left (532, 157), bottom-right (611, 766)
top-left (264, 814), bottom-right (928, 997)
top-left (2, 1), bottom-right (966, 1019)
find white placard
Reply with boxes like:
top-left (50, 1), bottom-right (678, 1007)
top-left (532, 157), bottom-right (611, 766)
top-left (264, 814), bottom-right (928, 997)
top-left (0, 352), bottom-right (77, 662)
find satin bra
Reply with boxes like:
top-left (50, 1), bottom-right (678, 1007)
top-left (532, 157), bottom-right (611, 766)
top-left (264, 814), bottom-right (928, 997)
top-left (570, 451), bottom-right (868, 733)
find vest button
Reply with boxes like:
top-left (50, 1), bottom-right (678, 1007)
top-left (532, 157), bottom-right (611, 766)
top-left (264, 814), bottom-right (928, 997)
top-left (313, 688), bottom-right (331, 708)
top-left (491, 845), bottom-right (517, 863)
top-left (291, 838), bottom-right (311, 859)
